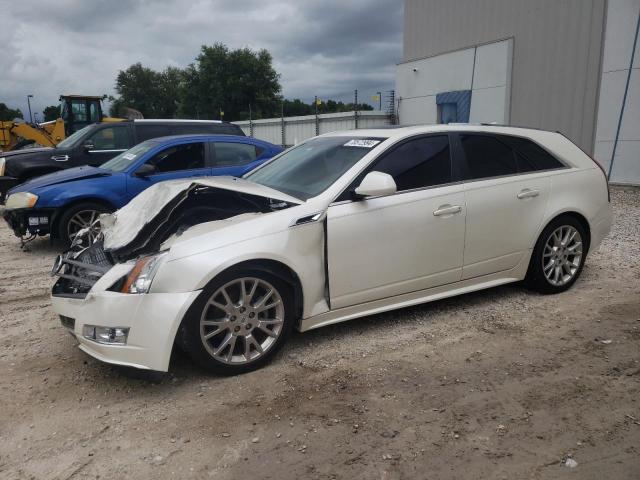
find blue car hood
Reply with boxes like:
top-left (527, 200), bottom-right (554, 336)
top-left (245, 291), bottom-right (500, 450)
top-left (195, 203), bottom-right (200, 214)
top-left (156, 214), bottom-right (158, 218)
top-left (11, 166), bottom-right (111, 193)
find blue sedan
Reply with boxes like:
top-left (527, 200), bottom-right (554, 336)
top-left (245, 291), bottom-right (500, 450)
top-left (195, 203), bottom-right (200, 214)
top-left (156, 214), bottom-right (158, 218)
top-left (2, 135), bottom-right (282, 245)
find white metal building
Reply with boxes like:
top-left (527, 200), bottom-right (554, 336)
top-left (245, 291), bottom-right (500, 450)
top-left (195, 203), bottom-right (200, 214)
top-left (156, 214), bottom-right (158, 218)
top-left (397, 0), bottom-right (640, 185)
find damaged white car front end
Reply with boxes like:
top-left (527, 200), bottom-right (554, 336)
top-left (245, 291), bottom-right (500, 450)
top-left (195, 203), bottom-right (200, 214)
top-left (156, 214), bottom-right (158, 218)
top-left (50, 176), bottom-right (317, 372)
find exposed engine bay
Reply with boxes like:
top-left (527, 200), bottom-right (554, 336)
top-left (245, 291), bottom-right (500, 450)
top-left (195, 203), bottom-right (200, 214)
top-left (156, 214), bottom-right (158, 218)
top-left (51, 178), bottom-right (298, 297)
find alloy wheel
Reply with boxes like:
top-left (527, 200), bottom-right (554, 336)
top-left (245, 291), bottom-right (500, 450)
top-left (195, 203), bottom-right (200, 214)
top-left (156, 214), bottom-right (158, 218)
top-left (67, 209), bottom-right (102, 244)
top-left (542, 225), bottom-right (583, 287)
top-left (199, 277), bottom-right (285, 364)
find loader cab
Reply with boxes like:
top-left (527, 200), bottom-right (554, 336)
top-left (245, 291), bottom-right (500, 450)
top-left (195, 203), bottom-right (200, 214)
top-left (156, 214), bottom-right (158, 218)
top-left (59, 95), bottom-right (104, 136)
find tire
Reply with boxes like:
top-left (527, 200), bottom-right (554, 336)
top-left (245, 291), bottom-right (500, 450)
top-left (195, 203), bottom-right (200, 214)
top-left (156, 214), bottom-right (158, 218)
top-left (180, 268), bottom-right (295, 375)
top-left (57, 202), bottom-right (112, 247)
top-left (525, 215), bottom-right (589, 294)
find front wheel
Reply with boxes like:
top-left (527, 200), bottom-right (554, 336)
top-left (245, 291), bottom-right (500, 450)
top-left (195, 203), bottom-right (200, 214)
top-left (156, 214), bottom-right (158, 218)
top-left (526, 216), bottom-right (588, 294)
top-left (57, 202), bottom-right (111, 247)
top-left (181, 269), bottom-right (295, 375)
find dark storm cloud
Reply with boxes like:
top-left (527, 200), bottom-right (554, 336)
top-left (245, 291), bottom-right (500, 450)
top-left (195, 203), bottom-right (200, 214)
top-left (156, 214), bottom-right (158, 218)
top-left (0, 0), bottom-right (402, 117)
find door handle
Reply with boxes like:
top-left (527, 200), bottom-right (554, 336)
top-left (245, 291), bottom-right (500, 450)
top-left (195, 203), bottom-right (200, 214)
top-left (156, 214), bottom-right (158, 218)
top-left (51, 155), bottom-right (69, 162)
top-left (517, 188), bottom-right (540, 199)
top-left (433, 204), bottom-right (462, 217)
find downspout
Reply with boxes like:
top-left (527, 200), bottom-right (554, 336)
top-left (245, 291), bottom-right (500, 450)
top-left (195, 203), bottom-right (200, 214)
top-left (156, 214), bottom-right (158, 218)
top-left (608, 6), bottom-right (640, 179)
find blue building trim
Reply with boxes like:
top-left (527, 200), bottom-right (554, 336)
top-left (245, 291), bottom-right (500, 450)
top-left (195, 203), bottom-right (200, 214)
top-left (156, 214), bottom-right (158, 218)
top-left (436, 90), bottom-right (472, 123)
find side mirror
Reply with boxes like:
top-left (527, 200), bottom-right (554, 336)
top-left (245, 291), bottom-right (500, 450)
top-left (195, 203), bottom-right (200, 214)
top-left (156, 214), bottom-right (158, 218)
top-left (354, 171), bottom-right (397, 198)
top-left (134, 163), bottom-right (157, 177)
top-left (83, 140), bottom-right (95, 151)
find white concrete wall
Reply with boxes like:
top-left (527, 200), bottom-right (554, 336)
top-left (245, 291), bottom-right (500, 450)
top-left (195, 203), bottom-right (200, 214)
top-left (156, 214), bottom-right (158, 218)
top-left (234, 111), bottom-right (389, 146)
top-left (594, 0), bottom-right (640, 185)
top-left (396, 39), bottom-right (512, 125)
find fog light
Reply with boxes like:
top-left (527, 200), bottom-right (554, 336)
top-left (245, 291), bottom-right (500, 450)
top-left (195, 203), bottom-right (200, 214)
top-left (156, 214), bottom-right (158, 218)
top-left (82, 325), bottom-right (129, 345)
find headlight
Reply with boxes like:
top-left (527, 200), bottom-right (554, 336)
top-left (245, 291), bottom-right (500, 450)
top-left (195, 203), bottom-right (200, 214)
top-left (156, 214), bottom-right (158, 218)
top-left (0, 157), bottom-right (5, 176)
top-left (121, 251), bottom-right (169, 294)
top-left (5, 191), bottom-right (38, 209)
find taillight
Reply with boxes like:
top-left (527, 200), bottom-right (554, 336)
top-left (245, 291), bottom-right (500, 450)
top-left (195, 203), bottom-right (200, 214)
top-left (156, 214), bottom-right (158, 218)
top-left (590, 155), bottom-right (611, 203)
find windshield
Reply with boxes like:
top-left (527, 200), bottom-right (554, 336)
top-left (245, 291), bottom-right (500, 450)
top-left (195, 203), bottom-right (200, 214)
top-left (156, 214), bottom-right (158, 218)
top-left (100, 140), bottom-right (159, 172)
top-left (246, 136), bottom-right (385, 200)
top-left (56, 125), bottom-right (95, 149)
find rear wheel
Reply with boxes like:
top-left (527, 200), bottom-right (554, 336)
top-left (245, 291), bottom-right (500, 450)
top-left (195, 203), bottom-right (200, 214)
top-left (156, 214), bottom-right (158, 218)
top-left (57, 202), bottom-right (111, 247)
top-left (526, 215), bottom-right (588, 294)
top-left (181, 269), bottom-right (294, 375)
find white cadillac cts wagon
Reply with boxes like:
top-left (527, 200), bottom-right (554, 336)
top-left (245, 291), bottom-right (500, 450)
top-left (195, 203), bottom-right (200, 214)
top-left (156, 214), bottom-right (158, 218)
top-left (51, 125), bottom-right (612, 375)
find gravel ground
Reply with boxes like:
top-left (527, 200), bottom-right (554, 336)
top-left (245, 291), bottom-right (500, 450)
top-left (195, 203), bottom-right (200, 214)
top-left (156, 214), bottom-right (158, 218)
top-left (0, 186), bottom-right (639, 480)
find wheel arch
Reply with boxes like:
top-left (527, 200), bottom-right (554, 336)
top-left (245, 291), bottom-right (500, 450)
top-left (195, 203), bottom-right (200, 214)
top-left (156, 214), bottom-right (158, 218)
top-left (217, 259), bottom-right (304, 323)
top-left (535, 209), bottom-right (592, 254)
top-left (50, 197), bottom-right (117, 238)
top-left (172, 257), bottom-right (305, 363)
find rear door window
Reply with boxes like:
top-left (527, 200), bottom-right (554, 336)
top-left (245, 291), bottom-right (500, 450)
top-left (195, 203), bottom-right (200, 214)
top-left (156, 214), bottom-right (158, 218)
top-left (459, 135), bottom-right (517, 180)
top-left (145, 142), bottom-right (206, 173)
top-left (213, 142), bottom-right (262, 166)
top-left (135, 125), bottom-right (173, 142)
top-left (172, 124), bottom-right (244, 136)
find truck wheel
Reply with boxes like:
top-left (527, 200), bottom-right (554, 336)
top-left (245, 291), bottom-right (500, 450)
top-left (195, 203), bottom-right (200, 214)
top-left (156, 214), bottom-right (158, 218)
top-left (180, 268), bottom-right (295, 375)
top-left (57, 202), bottom-right (111, 247)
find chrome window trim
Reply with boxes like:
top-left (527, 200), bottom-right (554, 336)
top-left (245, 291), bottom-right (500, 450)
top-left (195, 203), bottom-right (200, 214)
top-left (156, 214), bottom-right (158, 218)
top-left (87, 149), bottom-right (127, 154)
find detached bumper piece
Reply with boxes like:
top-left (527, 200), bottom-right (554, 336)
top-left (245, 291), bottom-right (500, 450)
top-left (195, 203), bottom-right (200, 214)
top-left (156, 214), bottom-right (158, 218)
top-left (52, 240), bottom-right (114, 298)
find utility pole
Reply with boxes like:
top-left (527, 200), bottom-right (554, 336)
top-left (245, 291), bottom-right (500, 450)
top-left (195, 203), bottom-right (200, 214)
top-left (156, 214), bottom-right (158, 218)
top-left (280, 102), bottom-right (285, 148)
top-left (249, 104), bottom-right (254, 137)
top-left (354, 89), bottom-right (359, 129)
top-left (27, 94), bottom-right (34, 123)
top-left (377, 91), bottom-right (382, 110)
top-left (314, 95), bottom-right (319, 136)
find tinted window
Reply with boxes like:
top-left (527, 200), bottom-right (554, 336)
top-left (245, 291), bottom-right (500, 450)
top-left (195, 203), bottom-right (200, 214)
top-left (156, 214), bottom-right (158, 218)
top-left (136, 125), bottom-right (172, 142)
top-left (214, 142), bottom-right (261, 166)
top-left (172, 124), bottom-right (244, 136)
top-left (88, 126), bottom-right (129, 150)
top-left (460, 135), bottom-right (517, 180)
top-left (369, 135), bottom-right (452, 191)
top-left (500, 136), bottom-right (564, 172)
top-left (145, 142), bottom-right (205, 173)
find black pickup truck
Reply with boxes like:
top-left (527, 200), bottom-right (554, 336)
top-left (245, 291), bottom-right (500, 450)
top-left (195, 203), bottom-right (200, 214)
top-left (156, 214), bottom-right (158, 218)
top-left (0, 119), bottom-right (245, 200)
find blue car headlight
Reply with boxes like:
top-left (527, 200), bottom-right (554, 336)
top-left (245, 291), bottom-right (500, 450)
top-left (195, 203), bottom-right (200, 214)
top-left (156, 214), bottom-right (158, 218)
top-left (5, 191), bottom-right (38, 210)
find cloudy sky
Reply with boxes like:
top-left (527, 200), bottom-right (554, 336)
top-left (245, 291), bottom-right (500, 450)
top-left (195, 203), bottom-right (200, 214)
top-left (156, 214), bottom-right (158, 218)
top-left (1, 0), bottom-right (403, 119)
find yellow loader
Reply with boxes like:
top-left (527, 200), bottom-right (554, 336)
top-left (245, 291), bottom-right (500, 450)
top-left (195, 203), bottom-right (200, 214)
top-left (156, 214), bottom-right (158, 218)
top-left (0, 95), bottom-right (128, 151)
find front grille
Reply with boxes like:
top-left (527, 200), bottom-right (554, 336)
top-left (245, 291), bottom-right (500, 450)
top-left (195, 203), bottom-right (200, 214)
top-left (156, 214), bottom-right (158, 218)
top-left (52, 240), bottom-right (114, 298)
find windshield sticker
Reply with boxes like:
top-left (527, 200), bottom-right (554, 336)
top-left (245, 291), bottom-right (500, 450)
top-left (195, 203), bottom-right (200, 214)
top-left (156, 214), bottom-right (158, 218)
top-left (343, 139), bottom-right (381, 148)
top-left (122, 153), bottom-right (136, 160)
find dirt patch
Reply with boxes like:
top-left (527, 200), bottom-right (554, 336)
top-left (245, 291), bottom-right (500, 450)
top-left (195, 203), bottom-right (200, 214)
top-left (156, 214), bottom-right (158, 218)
top-left (0, 187), bottom-right (639, 479)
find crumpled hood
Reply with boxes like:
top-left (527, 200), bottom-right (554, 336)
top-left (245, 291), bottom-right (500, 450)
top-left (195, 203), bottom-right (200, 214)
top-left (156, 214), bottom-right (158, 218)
top-left (100, 176), bottom-right (302, 252)
top-left (11, 166), bottom-right (110, 193)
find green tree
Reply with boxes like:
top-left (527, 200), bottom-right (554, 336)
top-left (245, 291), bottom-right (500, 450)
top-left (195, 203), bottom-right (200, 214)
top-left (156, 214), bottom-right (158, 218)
top-left (112, 63), bottom-right (183, 118)
top-left (0, 103), bottom-right (23, 121)
top-left (180, 44), bottom-right (281, 121)
top-left (42, 105), bottom-right (60, 122)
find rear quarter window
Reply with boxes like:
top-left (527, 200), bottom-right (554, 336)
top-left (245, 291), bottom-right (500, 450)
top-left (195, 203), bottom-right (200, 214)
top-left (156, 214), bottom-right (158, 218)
top-left (172, 124), bottom-right (245, 136)
top-left (500, 136), bottom-right (565, 172)
top-left (135, 125), bottom-right (172, 142)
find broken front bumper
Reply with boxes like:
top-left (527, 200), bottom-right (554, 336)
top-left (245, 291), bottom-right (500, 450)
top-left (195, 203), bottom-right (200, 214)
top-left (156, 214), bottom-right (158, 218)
top-left (2, 207), bottom-right (54, 237)
top-left (52, 288), bottom-right (200, 372)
